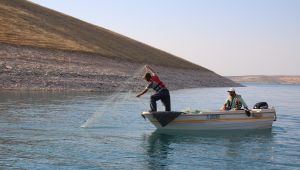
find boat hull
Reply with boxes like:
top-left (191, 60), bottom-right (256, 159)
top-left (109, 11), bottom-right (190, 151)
top-left (142, 109), bottom-right (276, 130)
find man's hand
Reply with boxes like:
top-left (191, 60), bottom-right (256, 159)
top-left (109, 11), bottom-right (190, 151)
top-left (145, 65), bottom-right (150, 71)
top-left (144, 65), bottom-right (156, 75)
top-left (136, 88), bottom-right (148, 98)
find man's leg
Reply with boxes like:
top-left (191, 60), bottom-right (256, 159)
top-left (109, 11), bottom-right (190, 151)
top-left (150, 93), bottom-right (161, 112)
top-left (161, 94), bottom-right (171, 111)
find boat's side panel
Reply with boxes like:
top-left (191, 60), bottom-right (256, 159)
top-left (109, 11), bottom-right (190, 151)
top-left (143, 109), bottom-right (275, 130)
top-left (151, 118), bottom-right (274, 130)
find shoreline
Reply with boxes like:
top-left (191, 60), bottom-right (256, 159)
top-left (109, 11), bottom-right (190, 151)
top-left (0, 43), bottom-right (240, 92)
top-left (228, 75), bottom-right (300, 85)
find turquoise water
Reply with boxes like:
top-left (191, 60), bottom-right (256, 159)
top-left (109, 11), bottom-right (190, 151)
top-left (0, 84), bottom-right (300, 169)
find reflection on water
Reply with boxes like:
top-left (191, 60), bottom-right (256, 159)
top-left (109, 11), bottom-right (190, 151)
top-left (144, 132), bottom-right (175, 170)
top-left (143, 129), bottom-right (274, 170)
top-left (0, 84), bottom-right (300, 169)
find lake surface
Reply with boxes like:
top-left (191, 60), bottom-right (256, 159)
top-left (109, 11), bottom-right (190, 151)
top-left (0, 84), bottom-right (300, 169)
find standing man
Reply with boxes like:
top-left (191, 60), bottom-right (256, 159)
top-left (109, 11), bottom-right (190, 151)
top-left (136, 65), bottom-right (171, 112)
top-left (221, 88), bottom-right (248, 111)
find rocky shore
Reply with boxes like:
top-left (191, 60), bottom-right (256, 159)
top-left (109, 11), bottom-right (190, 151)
top-left (0, 43), bottom-right (240, 92)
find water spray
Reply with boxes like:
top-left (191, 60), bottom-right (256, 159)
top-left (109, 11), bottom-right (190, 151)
top-left (81, 65), bottom-right (145, 128)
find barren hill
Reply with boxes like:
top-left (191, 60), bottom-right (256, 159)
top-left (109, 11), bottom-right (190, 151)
top-left (0, 0), bottom-right (202, 69)
top-left (228, 75), bottom-right (300, 85)
top-left (0, 0), bottom-right (239, 91)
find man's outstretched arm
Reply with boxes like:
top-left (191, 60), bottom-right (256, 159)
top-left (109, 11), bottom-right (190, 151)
top-left (136, 88), bottom-right (148, 98)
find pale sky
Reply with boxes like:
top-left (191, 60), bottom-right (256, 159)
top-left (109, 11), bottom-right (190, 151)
top-left (31, 0), bottom-right (300, 76)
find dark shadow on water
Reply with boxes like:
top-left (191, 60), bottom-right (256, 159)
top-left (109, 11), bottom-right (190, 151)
top-left (141, 129), bottom-right (274, 170)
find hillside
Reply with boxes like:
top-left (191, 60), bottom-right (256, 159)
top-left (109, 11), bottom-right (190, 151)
top-left (0, 0), bottom-right (203, 69)
top-left (228, 75), bottom-right (300, 85)
top-left (0, 0), bottom-right (239, 91)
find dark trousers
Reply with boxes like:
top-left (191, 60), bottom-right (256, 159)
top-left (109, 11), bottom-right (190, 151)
top-left (150, 89), bottom-right (171, 112)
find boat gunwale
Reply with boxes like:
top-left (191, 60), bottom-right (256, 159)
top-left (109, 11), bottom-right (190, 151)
top-left (142, 109), bottom-right (276, 116)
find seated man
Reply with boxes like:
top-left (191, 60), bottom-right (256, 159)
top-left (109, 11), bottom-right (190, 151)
top-left (220, 88), bottom-right (248, 111)
top-left (136, 65), bottom-right (171, 112)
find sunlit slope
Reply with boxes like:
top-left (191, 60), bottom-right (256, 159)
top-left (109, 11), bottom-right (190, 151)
top-left (0, 0), bottom-right (208, 70)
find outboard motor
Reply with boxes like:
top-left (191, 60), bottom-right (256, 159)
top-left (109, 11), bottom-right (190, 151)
top-left (253, 102), bottom-right (269, 109)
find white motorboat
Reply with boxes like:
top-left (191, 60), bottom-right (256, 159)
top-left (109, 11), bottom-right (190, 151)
top-left (141, 108), bottom-right (277, 130)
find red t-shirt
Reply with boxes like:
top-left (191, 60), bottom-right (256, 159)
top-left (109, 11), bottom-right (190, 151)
top-left (146, 75), bottom-right (166, 92)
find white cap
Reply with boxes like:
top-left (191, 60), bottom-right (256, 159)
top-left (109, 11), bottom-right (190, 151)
top-left (227, 88), bottom-right (235, 92)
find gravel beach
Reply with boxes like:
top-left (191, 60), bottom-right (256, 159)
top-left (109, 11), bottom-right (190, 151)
top-left (0, 43), bottom-right (239, 92)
